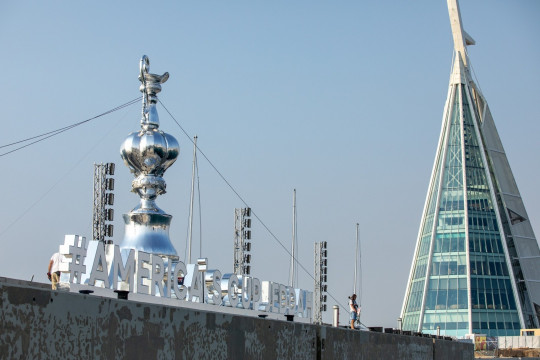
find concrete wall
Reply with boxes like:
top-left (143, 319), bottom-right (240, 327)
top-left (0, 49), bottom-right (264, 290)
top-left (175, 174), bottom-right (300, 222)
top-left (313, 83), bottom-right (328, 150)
top-left (0, 277), bottom-right (473, 359)
top-left (498, 336), bottom-right (540, 349)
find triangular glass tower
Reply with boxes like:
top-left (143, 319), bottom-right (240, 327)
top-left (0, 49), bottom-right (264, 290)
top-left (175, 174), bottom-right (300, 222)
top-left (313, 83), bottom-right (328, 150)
top-left (401, 0), bottom-right (540, 337)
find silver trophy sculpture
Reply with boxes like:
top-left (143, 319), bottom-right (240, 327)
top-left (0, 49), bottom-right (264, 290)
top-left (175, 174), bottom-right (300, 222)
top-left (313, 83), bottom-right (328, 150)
top-left (119, 56), bottom-right (179, 258)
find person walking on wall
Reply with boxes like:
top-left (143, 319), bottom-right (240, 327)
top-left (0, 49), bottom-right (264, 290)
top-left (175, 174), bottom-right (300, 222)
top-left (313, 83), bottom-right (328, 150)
top-left (47, 252), bottom-right (62, 290)
top-left (349, 294), bottom-right (360, 329)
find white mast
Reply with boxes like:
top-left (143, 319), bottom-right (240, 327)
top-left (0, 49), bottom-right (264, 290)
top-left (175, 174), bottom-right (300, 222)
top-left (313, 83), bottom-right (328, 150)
top-left (354, 223), bottom-right (359, 295)
top-left (187, 135), bottom-right (198, 264)
top-left (289, 189), bottom-right (297, 288)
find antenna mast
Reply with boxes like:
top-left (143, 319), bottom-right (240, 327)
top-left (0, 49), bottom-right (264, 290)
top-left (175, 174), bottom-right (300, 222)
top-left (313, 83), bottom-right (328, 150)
top-left (289, 189), bottom-right (298, 287)
top-left (187, 135), bottom-right (198, 264)
top-left (354, 223), bottom-right (359, 295)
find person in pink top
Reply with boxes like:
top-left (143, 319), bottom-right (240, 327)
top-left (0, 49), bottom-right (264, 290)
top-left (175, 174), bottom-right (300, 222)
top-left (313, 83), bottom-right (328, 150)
top-left (349, 294), bottom-right (360, 329)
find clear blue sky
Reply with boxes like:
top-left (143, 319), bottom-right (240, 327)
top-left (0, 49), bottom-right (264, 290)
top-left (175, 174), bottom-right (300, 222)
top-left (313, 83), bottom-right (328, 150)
top-left (1, 1), bottom-right (539, 328)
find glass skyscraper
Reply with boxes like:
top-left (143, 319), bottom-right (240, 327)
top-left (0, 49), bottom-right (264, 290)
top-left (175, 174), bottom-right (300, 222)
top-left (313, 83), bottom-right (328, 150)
top-left (400, 0), bottom-right (540, 337)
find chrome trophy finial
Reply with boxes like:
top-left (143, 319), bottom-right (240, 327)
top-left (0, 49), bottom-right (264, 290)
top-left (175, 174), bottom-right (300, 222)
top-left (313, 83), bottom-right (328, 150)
top-left (119, 56), bottom-right (179, 258)
top-left (138, 55), bottom-right (170, 130)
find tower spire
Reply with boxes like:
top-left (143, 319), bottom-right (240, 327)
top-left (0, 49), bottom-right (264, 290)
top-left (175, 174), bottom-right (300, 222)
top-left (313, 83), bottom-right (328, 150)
top-left (401, 2), bottom-right (540, 337)
top-left (447, 0), bottom-right (475, 67)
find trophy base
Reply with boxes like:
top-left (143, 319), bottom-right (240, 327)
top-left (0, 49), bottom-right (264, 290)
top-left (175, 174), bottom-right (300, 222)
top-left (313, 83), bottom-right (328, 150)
top-left (120, 212), bottom-right (178, 258)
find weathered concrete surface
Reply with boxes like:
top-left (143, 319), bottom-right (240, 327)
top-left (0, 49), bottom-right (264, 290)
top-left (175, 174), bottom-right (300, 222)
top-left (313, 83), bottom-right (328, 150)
top-left (0, 277), bottom-right (473, 359)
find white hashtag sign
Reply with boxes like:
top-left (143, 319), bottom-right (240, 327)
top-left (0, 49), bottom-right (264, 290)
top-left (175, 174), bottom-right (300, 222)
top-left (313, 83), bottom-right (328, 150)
top-left (59, 235), bottom-right (88, 284)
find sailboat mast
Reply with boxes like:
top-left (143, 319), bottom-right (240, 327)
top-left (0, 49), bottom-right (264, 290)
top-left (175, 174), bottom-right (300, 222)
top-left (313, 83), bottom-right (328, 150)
top-left (289, 189), bottom-right (297, 287)
top-left (354, 223), bottom-right (359, 295)
top-left (187, 135), bottom-right (198, 264)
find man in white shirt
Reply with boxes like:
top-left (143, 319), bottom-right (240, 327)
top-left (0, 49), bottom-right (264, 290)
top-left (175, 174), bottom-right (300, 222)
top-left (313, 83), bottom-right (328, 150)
top-left (47, 252), bottom-right (63, 290)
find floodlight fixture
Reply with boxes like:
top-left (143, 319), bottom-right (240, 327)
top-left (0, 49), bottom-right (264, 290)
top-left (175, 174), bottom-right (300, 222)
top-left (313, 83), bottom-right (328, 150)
top-left (106, 178), bottom-right (115, 191)
top-left (106, 224), bottom-right (114, 237)
top-left (106, 162), bottom-right (115, 175)
top-left (106, 209), bottom-right (114, 221)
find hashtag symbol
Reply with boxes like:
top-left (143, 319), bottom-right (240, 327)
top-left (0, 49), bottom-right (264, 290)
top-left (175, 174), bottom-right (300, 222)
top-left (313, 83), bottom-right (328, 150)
top-left (61, 235), bottom-right (88, 284)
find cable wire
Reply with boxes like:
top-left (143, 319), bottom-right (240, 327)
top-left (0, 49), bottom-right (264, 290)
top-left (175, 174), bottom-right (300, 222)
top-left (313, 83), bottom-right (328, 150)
top-left (159, 99), bottom-right (350, 314)
top-left (0, 103), bottom-right (134, 240)
top-left (0, 97), bottom-right (141, 157)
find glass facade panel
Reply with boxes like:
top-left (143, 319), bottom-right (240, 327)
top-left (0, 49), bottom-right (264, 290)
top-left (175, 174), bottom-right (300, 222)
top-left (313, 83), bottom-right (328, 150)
top-left (460, 85), bottom-right (520, 336)
top-left (403, 86), bottom-right (470, 335)
top-left (402, 80), bottom-right (523, 337)
top-left (402, 88), bottom-right (453, 330)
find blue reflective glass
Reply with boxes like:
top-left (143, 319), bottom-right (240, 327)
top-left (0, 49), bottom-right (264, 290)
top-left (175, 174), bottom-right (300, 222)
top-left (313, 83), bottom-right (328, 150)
top-left (402, 84), bottom-right (524, 337)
